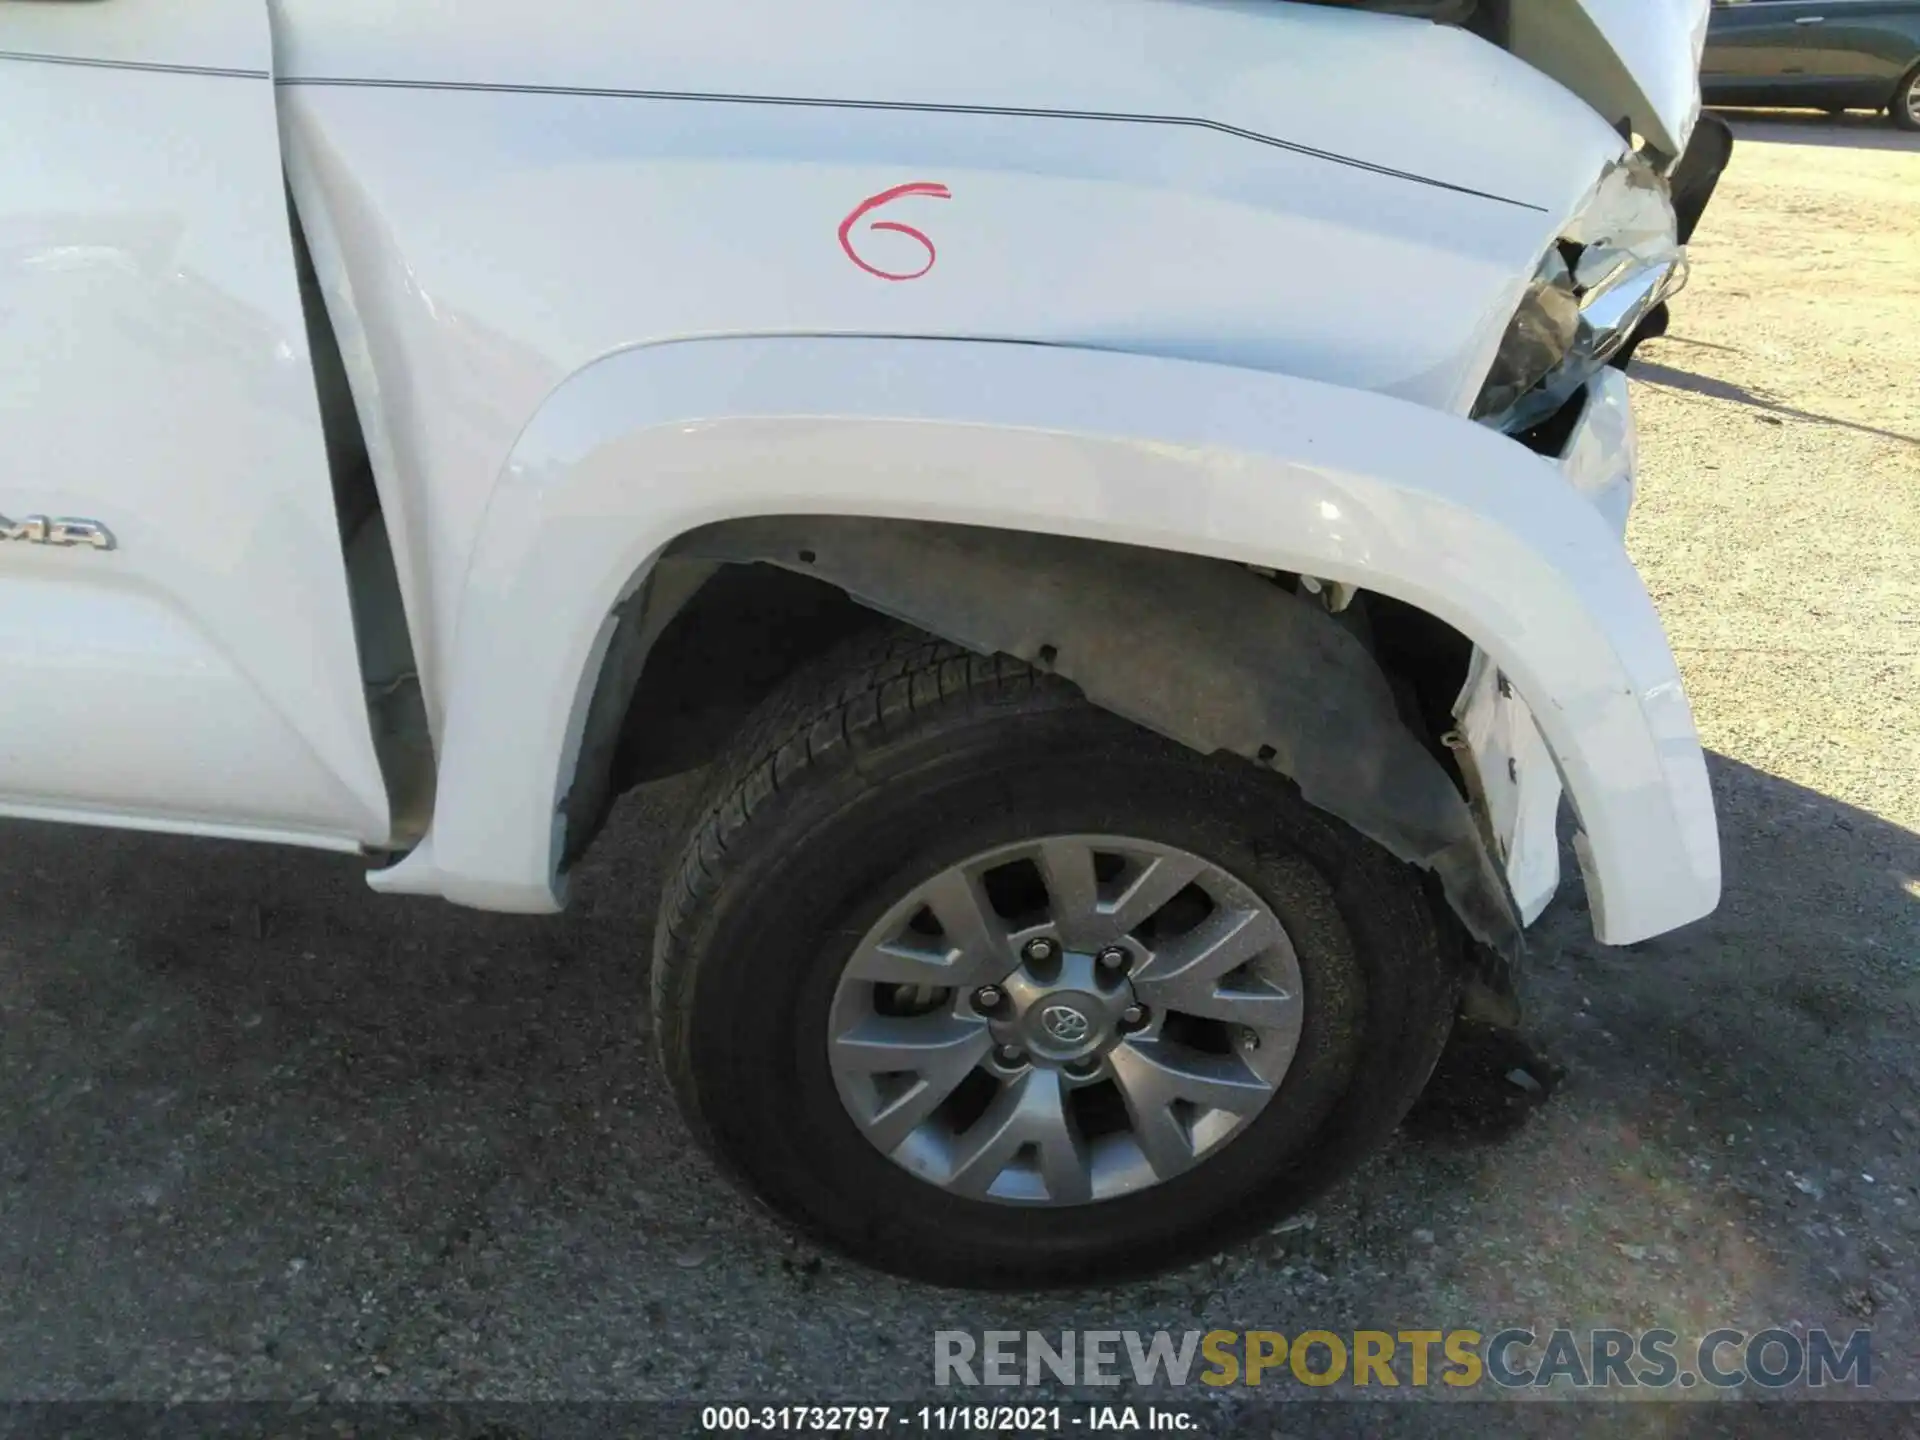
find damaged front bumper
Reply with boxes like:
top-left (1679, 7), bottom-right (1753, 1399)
top-left (1451, 367), bottom-right (1668, 929)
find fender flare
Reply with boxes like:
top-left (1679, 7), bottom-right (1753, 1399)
top-left (373, 335), bottom-right (1718, 955)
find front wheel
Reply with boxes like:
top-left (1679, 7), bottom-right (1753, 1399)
top-left (652, 629), bottom-right (1459, 1286)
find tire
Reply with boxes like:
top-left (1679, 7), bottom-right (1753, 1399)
top-left (652, 627), bottom-right (1459, 1287)
top-left (1893, 65), bottom-right (1920, 132)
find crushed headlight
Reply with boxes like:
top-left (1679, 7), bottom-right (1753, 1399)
top-left (1473, 153), bottom-right (1688, 434)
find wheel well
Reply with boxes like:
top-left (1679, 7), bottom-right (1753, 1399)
top-left (1366, 589), bottom-right (1476, 776)
top-left (555, 557), bottom-right (885, 870)
top-left (563, 519), bottom-right (1505, 1006)
top-left (608, 561), bottom-right (883, 792)
top-left (575, 551), bottom-right (1477, 833)
top-left (563, 519), bottom-right (1514, 1017)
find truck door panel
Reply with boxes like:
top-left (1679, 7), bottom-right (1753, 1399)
top-left (1795, 1), bottom-right (1920, 100)
top-left (0, 2), bottom-right (390, 846)
top-left (1705, 1), bottom-right (1830, 100)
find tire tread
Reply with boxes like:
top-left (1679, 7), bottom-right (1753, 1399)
top-left (654, 631), bottom-right (1040, 1128)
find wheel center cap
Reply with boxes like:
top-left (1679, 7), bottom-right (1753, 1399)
top-left (1039, 1003), bottom-right (1092, 1045)
top-left (1018, 987), bottom-right (1113, 1060)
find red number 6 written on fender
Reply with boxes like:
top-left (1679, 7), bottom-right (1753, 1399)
top-left (838, 181), bottom-right (951, 281)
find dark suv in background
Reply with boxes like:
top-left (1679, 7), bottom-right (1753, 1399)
top-left (1704, 0), bottom-right (1920, 129)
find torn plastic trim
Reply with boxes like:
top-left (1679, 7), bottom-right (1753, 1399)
top-left (1448, 651), bottom-right (1564, 927)
top-left (669, 516), bottom-right (1525, 1022)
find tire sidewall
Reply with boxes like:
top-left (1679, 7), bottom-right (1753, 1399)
top-left (1894, 67), bottom-right (1920, 130)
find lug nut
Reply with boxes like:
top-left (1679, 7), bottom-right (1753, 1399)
top-left (1096, 946), bottom-right (1130, 974)
top-left (996, 1044), bottom-right (1027, 1067)
top-left (971, 985), bottom-right (1005, 1014)
top-left (1065, 1058), bottom-right (1102, 1078)
top-left (1118, 1004), bottom-right (1148, 1031)
top-left (1023, 937), bottom-right (1058, 964)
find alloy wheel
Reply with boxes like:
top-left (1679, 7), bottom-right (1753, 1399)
top-left (827, 835), bottom-right (1304, 1205)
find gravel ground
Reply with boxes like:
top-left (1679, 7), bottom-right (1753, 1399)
top-left (1, 116), bottom-right (1917, 1431)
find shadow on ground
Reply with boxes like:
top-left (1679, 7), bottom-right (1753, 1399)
top-left (1716, 109), bottom-right (1920, 153)
top-left (0, 751), bottom-right (1914, 1400)
top-left (1628, 355), bottom-right (1920, 448)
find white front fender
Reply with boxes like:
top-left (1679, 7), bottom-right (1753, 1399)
top-left (381, 335), bottom-right (1719, 946)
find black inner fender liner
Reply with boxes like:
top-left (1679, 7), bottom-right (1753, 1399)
top-left (667, 517), bottom-right (1525, 1019)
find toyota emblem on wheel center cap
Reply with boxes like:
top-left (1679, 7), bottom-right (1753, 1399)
top-left (1039, 1004), bottom-right (1092, 1044)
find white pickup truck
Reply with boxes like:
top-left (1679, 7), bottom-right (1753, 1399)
top-left (2, 0), bottom-right (1728, 1286)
